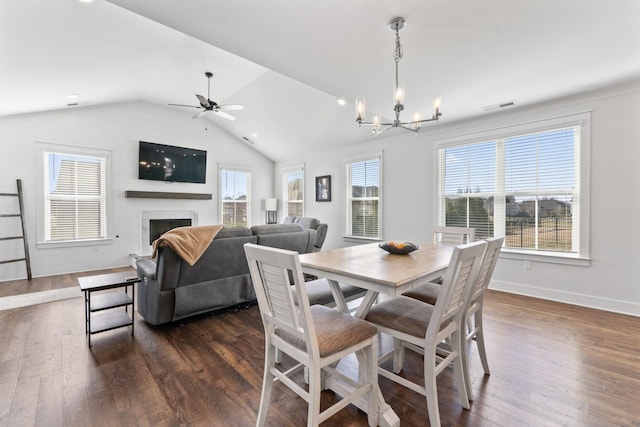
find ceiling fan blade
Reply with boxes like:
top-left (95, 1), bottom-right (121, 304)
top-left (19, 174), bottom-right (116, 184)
top-left (195, 94), bottom-right (210, 108)
top-left (169, 103), bottom-right (201, 109)
top-left (212, 110), bottom-right (236, 121)
top-left (218, 104), bottom-right (244, 111)
top-left (193, 110), bottom-right (206, 119)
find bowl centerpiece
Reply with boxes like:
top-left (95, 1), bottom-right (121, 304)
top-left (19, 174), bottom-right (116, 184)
top-left (379, 241), bottom-right (420, 255)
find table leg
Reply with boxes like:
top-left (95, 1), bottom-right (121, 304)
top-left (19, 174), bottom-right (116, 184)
top-left (326, 279), bottom-right (350, 313)
top-left (131, 283), bottom-right (135, 336)
top-left (87, 291), bottom-right (92, 347)
top-left (83, 291), bottom-right (88, 334)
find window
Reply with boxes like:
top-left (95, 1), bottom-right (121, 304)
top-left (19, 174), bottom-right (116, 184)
top-left (283, 165), bottom-right (304, 217)
top-left (438, 113), bottom-right (589, 260)
top-left (346, 153), bottom-right (382, 239)
top-left (220, 168), bottom-right (251, 227)
top-left (43, 151), bottom-right (107, 242)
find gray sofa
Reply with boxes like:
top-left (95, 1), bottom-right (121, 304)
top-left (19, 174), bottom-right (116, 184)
top-left (136, 222), bottom-right (321, 325)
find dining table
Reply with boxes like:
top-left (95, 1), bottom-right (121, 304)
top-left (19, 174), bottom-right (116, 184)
top-left (298, 242), bottom-right (455, 427)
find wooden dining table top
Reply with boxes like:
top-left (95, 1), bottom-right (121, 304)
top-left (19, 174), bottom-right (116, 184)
top-left (299, 242), bottom-right (454, 295)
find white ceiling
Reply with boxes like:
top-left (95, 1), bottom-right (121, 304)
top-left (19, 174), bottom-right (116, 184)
top-left (2, 0), bottom-right (640, 161)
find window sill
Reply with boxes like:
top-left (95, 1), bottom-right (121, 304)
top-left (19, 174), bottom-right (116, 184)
top-left (36, 238), bottom-right (112, 250)
top-left (499, 248), bottom-right (590, 267)
top-left (342, 235), bottom-right (383, 244)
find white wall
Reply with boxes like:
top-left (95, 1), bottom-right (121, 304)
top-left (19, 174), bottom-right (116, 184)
top-left (276, 80), bottom-right (640, 316)
top-left (0, 101), bottom-right (274, 280)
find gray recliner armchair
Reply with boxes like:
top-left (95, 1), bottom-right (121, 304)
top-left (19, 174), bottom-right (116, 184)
top-left (282, 216), bottom-right (327, 252)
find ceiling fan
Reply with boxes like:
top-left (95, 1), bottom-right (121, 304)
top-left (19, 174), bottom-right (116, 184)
top-left (169, 72), bottom-right (243, 121)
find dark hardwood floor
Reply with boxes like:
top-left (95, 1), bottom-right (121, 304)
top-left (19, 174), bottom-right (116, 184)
top-left (1, 270), bottom-right (639, 426)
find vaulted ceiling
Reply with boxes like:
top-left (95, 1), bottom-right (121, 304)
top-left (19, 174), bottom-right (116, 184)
top-left (2, 0), bottom-right (639, 161)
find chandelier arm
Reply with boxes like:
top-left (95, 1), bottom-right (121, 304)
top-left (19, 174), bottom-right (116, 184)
top-left (399, 125), bottom-right (420, 133)
top-left (357, 120), bottom-right (395, 126)
top-left (375, 126), bottom-right (394, 135)
top-left (401, 114), bottom-right (442, 126)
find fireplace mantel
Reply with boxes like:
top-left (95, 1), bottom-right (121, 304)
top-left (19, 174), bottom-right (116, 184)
top-left (126, 191), bottom-right (212, 200)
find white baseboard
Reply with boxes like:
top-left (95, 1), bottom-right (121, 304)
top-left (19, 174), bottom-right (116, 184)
top-left (489, 280), bottom-right (640, 317)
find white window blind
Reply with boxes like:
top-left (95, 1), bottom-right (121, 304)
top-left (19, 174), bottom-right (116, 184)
top-left (346, 155), bottom-right (381, 239)
top-left (220, 168), bottom-right (251, 227)
top-left (283, 167), bottom-right (304, 217)
top-left (44, 152), bottom-right (106, 242)
top-left (439, 122), bottom-right (581, 254)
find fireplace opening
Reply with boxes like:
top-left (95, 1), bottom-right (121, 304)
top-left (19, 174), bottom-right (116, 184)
top-left (149, 218), bottom-right (192, 244)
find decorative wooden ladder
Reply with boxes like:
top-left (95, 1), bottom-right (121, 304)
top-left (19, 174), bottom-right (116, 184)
top-left (0, 179), bottom-right (32, 280)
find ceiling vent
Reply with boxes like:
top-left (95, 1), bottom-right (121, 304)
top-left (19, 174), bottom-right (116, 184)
top-left (481, 100), bottom-right (516, 112)
top-left (242, 136), bottom-right (255, 145)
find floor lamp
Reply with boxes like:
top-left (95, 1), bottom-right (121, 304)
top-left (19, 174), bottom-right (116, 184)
top-left (265, 198), bottom-right (278, 224)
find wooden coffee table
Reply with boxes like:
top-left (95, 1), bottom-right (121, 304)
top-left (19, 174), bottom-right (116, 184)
top-left (77, 271), bottom-right (140, 347)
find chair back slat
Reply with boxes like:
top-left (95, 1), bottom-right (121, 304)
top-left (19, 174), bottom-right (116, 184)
top-left (433, 226), bottom-right (476, 246)
top-left (261, 264), bottom-right (297, 324)
top-left (245, 243), bottom-right (313, 345)
top-left (468, 236), bottom-right (504, 304)
top-left (431, 240), bottom-right (487, 331)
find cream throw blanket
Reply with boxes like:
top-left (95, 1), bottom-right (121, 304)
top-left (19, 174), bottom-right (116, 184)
top-left (151, 224), bottom-right (224, 266)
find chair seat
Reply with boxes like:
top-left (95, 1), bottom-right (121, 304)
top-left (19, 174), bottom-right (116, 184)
top-left (365, 296), bottom-right (436, 338)
top-left (277, 305), bottom-right (377, 357)
top-left (304, 278), bottom-right (366, 306)
top-left (402, 282), bottom-right (442, 305)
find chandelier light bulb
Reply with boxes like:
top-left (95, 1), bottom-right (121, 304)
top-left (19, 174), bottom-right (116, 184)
top-left (372, 113), bottom-right (381, 133)
top-left (356, 97), bottom-right (366, 122)
top-left (394, 84), bottom-right (405, 106)
top-left (434, 98), bottom-right (442, 116)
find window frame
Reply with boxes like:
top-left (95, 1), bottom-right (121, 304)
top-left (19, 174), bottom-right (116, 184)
top-left (219, 165), bottom-right (252, 227)
top-left (36, 142), bottom-right (112, 248)
top-left (282, 164), bottom-right (305, 218)
top-left (436, 112), bottom-right (590, 266)
top-left (344, 151), bottom-right (383, 241)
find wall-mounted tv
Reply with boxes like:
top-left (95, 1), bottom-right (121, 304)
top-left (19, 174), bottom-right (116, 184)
top-left (138, 141), bottom-right (207, 183)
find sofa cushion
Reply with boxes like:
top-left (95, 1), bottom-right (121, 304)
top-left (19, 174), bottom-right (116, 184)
top-left (216, 226), bottom-right (253, 238)
top-left (251, 223), bottom-right (304, 235)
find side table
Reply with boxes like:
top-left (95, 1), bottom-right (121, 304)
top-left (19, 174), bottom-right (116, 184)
top-left (77, 271), bottom-right (140, 347)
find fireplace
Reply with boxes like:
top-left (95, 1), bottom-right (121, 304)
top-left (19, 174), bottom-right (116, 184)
top-left (149, 218), bottom-right (192, 244)
top-left (139, 210), bottom-right (198, 255)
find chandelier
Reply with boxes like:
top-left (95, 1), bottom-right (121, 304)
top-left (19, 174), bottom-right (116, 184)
top-left (356, 17), bottom-right (442, 134)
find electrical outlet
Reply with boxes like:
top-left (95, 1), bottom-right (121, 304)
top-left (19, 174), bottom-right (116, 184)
top-left (523, 260), bottom-right (532, 270)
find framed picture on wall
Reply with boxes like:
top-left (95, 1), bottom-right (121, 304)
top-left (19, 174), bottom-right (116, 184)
top-left (315, 175), bottom-right (331, 202)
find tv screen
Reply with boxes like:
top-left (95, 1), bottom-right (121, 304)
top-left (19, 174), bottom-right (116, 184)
top-left (138, 141), bottom-right (207, 183)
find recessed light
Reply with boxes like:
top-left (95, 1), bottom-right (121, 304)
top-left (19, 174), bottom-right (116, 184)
top-left (78, 0), bottom-right (94, 3)
top-left (251, 132), bottom-right (259, 138)
top-left (67, 93), bottom-right (79, 99)
top-left (337, 98), bottom-right (346, 106)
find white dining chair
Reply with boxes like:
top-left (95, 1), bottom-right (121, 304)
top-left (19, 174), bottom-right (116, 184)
top-left (432, 225), bottom-right (476, 245)
top-left (244, 243), bottom-right (379, 427)
top-left (430, 226), bottom-right (477, 285)
top-left (364, 240), bottom-right (487, 427)
top-left (403, 237), bottom-right (504, 399)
